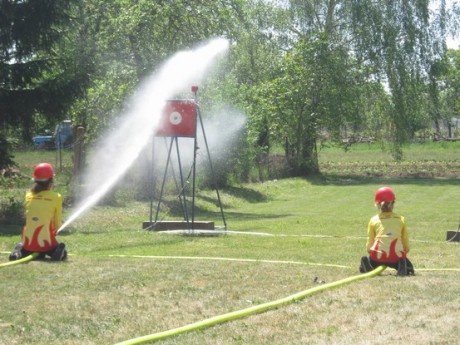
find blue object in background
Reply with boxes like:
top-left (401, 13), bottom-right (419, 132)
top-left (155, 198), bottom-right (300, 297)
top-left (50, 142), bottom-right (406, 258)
top-left (32, 120), bottom-right (73, 150)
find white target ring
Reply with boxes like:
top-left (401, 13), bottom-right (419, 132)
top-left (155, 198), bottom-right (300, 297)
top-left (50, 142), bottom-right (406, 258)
top-left (169, 111), bottom-right (182, 125)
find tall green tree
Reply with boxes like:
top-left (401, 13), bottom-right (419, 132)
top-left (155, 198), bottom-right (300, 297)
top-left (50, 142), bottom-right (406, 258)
top-left (0, 0), bottom-right (85, 148)
top-left (249, 36), bottom-right (368, 175)
top-left (441, 49), bottom-right (460, 137)
top-left (249, 0), bottom-right (455, 172)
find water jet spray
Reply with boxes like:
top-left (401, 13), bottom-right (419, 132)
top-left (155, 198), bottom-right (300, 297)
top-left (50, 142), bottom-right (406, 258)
top-left (57, 39), bottom-right (229, 234)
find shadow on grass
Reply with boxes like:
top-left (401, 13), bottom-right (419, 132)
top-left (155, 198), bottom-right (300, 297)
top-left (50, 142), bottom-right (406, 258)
top-left (223, 210), bottom-right (288, 218)
top-left (223, 186), bottom-right (269, 203)
top-left (149, 185), bottom-right (267, 210)
top-left (156, 194), bottom-right (287, 220)
top-left (308, 174), bottom-right (460, 186)
top-left (196, 192), bottom-right (268, 210)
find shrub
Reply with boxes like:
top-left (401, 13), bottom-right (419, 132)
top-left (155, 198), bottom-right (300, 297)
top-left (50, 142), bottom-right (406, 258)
top-left (0, 195), bottom-right (24, 223)
top-left (0, 133), bottom-right (15, 169)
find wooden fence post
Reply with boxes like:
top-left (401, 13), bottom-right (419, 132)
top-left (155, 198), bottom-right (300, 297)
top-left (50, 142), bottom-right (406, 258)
top-left (73, 126), bottom-right (85, 186)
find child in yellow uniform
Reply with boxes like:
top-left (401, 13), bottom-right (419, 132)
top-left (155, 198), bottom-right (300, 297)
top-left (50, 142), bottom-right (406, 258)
top-left (359, 187), bottom-right (414, 276)
top-left (9, 163), bottom-right (67, 261)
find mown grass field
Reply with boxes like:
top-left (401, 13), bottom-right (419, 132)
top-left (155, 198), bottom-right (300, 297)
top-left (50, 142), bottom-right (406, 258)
top-left (1, 142), bottom-right (459, 345)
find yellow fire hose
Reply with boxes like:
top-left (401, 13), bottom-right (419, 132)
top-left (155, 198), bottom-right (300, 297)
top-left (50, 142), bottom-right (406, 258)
top-left (0, 252), bottom-right (39, 268)
top-left (115, 265), bottom-right (386, 345)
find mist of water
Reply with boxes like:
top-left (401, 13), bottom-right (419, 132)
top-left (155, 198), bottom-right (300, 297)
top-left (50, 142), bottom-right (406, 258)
top-left (153, 107), bottom-right (246, 171)
top-left (200, 107), bottom-right (247, 158)
top-left (58, 38), bottom-right (229, 233)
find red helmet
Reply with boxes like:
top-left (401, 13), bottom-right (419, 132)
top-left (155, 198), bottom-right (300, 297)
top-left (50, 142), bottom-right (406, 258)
top-left (375, 187), bottom-right (395, 203)
top-left (33, 163), bottom-right (55, 181)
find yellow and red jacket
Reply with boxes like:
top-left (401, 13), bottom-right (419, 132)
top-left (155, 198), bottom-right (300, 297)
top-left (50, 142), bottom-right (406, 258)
top-left (22, 190), bottom-right (62, 252)
top-left (366, 211), bottom-right (409, 263)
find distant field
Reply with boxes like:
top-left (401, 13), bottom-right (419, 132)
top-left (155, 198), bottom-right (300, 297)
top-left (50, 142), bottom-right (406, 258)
top-left (6, 139), bottom-right (460, 179)
top-left (318, 140), bottom-right (460, 162)
top-left (317, 141), bottom-right (460, 178)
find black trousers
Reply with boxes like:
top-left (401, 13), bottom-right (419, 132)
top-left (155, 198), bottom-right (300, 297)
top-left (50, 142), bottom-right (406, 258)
top-left (11, 242), bottom-right (65, 260)
top-left (369, 257), bottom-right (414, 271)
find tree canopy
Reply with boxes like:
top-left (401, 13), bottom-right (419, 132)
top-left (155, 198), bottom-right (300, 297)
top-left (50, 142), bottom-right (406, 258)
top-left (0, 0), bottom-right (87, 141)
top-left (1, 0), bottom-right (459, 176)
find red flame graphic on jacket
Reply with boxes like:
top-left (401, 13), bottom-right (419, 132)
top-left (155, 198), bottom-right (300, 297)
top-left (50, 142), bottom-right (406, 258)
top-left (370, 238), bottom-right (406, 263)
top-left (23, 221), bottom-right (58, 252)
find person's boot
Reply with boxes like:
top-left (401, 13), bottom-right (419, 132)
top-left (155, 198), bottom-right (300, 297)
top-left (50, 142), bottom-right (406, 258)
top-left (359, 256), bottom-right (374, 273)
top-left (51, 243), bottom-right (67, 261)
top-left (9, 243), bottom-right (23, 261)
top-left (406, 259), bottom-right (415, 275)
top-left (397, 259), bottom-right (408, 276)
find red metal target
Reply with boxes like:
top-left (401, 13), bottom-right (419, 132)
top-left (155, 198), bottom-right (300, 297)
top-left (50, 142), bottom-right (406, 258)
top-left (156, 99), bottom-right (197, 137)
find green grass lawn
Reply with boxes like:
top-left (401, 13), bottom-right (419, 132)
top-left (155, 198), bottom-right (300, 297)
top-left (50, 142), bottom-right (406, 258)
top-left (0, 144), bottom-right (459, 344)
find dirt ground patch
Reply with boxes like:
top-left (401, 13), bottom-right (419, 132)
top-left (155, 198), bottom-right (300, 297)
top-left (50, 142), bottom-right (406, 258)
top-left (320, 161), bottom-right (460, 178)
